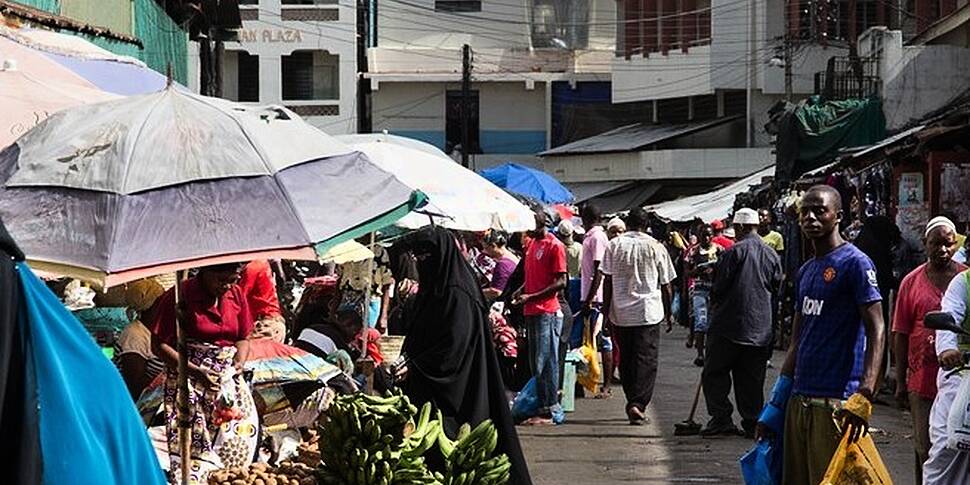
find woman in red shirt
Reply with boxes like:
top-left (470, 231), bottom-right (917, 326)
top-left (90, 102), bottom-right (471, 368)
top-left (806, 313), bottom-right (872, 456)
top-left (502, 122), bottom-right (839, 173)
top-left (149, 263), bottom-right (259, 484)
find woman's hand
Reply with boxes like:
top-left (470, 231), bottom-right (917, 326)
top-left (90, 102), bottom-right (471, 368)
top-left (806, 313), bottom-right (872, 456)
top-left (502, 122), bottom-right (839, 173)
top-left (190, 365), bottom-right (220, 392)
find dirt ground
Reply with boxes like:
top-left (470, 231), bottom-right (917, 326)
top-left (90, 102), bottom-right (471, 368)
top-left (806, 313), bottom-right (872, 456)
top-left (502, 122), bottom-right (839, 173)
top-left (518, 327), bottom-right (919, 484)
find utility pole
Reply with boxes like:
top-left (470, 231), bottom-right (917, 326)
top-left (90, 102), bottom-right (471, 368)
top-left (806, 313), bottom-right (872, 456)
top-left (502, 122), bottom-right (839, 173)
top-left (460, 44), bottom-right (472, 169)
top-left (745, 0), bottom-right (755, 147)
top-left (784, 0), bottom-right (793, 101)
top-left (357, 0), bottom-right (372, 133)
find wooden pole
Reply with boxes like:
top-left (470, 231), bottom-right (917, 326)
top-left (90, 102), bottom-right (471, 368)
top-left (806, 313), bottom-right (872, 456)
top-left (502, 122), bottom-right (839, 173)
top-left (175, 270), bottom-right (191, 485)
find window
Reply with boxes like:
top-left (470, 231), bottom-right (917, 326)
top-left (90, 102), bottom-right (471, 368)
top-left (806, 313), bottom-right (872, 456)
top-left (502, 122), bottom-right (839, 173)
top-left (435, 1), bottom-right (482, 13)
top-left (238, 0), bottom-right (257, 4)
top-left (236, 52), bottom-right (260, 102)
top-left (282, 0), bottom-right (338, 4)
top-left (281, 50), bottom-right (339, 101)
top-left (445, 90), bottom-right (481, 154)
top-left (531, 0), bottom-right (589, 49)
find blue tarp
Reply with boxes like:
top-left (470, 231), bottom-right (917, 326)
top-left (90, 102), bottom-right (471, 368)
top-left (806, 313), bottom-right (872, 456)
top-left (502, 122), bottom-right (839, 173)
top-left (479, 162), bottom-right (574, 204)
top-left (17, 262), bottom-right (165, 484)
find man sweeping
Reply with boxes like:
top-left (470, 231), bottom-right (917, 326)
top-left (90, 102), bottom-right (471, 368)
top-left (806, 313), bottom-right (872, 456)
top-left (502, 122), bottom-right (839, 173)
top-left (756, 185), bottom-right (885, 485)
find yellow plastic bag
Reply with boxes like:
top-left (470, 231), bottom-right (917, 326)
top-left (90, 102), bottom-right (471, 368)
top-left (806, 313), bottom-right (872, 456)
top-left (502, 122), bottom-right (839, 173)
top-left (575, 313), bottom-right (602, 394)
top-left (820, 426), bottom-right (893, 485)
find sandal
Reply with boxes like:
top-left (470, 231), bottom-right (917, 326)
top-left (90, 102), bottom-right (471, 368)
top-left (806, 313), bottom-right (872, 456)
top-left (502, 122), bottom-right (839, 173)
top-left (593, 388), bottom-right (613, 399)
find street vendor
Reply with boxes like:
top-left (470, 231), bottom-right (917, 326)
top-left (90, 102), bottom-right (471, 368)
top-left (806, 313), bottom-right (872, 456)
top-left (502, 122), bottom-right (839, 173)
top-left (240, 259), bottom-right (286, 342)
top-left (116, 278), bottom-right (167, 399)
top-left (149, 262), bottom-right (259, 484)
top-left (294, 307), bottom-right (364, 373)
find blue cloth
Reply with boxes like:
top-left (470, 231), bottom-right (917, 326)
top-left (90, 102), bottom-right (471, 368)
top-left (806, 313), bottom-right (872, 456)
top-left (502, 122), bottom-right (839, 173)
top-left (740, 439), bottom-right (781, 485)
top-left (792, 243), bottom-right (882, 398)
top-left (526, 312), bottom-right (563, 415)
top-left (758, 375), bottom-right (793, 435)
top-left (16, 263), bottom-right (165, 485)
top-left (42, 51), bottom-right (167, 96)
top-left (479, 162), bottom-right (574, 204)
top-left (692, 287), bottom-right (711, 333)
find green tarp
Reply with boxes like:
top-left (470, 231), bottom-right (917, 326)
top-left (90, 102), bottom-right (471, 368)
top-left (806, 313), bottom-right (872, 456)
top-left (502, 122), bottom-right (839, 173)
top-left (775, 96), bottom-right (887, 184)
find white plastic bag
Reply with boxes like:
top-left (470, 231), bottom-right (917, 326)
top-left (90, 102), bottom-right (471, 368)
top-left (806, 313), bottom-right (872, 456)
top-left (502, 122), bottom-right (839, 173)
top-left (946, 371), bottom-right (970, 451)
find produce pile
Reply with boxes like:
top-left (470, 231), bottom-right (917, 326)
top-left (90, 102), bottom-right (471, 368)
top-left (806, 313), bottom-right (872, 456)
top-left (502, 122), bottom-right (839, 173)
top-left (207, 461), bottom-right (315, 485)
top-left (317, 392), bottom-right (511, 485)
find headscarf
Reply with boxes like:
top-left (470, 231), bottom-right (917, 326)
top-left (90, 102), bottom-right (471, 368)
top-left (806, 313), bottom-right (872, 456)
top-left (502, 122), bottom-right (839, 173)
top-left (391, 227), bottom-right (532, 485)
top-left (124, 279), bottom-right (165, 313)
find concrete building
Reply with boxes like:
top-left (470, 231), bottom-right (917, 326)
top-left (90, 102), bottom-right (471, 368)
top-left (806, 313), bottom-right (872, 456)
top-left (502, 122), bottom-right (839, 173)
top-left (861, 2), bottom-right (970, 130)
top-left (188, 0), bottom-right (358, 135)
top-left (366, 0), bottom-right (616, 170)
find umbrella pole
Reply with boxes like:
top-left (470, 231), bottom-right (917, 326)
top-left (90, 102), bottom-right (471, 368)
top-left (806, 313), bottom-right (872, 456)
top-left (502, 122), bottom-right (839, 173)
top-left (175, 270), bottom-right (192, 485)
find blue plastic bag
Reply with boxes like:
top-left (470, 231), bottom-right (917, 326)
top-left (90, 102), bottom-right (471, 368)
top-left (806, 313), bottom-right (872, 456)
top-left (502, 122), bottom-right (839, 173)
top-left (511, 377), bottom-right (539, 423)
top-left (740, 439), bottom-right (781, 485)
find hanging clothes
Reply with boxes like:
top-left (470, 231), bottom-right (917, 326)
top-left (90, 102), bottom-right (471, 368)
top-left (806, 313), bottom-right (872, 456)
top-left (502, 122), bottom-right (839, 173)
top-left (392, 227), bottom-right (533, 485)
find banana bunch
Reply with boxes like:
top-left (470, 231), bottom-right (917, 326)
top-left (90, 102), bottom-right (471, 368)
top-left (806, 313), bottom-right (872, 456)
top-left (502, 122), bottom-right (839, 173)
top-left (437, 420), bottom-right (511, 485)
top-left (317, 392), bottom-right (442, 485)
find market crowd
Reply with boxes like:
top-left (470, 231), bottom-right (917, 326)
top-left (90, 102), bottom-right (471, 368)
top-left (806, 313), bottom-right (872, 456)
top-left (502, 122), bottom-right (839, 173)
top-left (30, 180), bottom-right (970, 485)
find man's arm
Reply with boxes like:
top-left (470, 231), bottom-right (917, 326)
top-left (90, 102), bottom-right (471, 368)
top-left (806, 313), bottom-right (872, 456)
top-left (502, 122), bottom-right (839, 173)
top-left (661, 283), bottom-right (673, 332)
top-left (516, 273), bottom-right (567, 305)
top-left (780, 313), bottom-right (803, 378)
top-left (583, 260), bottom-right (603, 308)
top-left (892, 332), bottom-right (909, 405)
top-left (857, 301), bottom-right (886, 399)
top-left (602, 275), bottom-right (613, 322)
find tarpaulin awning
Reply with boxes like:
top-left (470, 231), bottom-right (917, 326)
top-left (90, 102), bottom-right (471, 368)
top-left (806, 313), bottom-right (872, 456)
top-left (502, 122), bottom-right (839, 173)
top-left (645, 166), bottom-right (774, 223)
top-left (539, 115), bottom-right (743, 156)
top-left (480, 162), bottom-right (574, 204)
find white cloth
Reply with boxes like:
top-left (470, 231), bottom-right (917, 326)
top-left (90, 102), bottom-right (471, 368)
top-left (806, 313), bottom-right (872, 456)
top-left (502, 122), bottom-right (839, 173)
top-left (954, 247), bottom-right (967, 265)
top-left (925, 270), bottom-right (970, 484)
top-left (601, 231), bottom-right (677, 326)
top-left (296, 328), bottom-right (337, 356)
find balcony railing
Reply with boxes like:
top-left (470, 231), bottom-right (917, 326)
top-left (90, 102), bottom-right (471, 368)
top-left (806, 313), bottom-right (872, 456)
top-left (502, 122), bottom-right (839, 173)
top-left (619, 6), bottom-right (711, 58)
top-left (814, 56), bottom-right (881, 100)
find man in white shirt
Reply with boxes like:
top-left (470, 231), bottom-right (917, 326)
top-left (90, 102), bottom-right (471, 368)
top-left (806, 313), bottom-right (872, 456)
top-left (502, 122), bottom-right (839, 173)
top-left (602, 208), bottom-right (677, 425)
top-left (924, 268), bottom-right (970, 484)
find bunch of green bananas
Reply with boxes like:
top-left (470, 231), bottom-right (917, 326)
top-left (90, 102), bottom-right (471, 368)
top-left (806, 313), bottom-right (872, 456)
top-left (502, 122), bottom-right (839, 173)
top-left (317, 392), bottom-right (442, 485)
top-left (436, 420), bottom-right (511, 485)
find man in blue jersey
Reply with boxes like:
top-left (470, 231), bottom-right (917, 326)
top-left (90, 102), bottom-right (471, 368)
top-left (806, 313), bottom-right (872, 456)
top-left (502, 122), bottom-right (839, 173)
top-left (756, 185), bottom-right (885, 485)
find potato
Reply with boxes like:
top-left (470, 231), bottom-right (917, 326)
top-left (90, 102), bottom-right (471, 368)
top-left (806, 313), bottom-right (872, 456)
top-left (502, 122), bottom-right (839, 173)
top-left (231, 480), bottom-right (246, 485)
top-left (266, 478), bottom-right (278, 485)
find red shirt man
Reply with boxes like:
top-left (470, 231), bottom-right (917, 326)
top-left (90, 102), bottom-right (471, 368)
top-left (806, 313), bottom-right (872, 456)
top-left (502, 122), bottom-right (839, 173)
top-left (238, 260), bottom-right (286, 341)
top-left (523, 232), bottom-right (567, 316)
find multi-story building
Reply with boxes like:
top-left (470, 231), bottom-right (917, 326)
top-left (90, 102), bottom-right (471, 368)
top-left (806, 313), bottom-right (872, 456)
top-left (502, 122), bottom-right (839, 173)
top-left (366, 0), bottom-right (617, 169)
top-left (188, 0), bottom-right (358, 135)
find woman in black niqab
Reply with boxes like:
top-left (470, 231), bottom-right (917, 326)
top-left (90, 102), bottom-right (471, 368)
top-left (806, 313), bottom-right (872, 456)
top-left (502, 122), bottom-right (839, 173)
top-left (392, 226), bottom-right (532, 485)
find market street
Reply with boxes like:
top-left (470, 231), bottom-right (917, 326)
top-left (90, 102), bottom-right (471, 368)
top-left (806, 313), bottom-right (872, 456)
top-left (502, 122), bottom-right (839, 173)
top-left (520, 327), bottom-right (918, 485)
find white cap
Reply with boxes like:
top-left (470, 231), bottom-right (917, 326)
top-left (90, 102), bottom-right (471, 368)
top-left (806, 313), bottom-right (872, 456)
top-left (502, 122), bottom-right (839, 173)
top-left (557, 219), bottom-right (574, 237)
top-left (724, 227), bottom-right (736, 239)
top-left (925, 216), bottom-right (956, 237)
top-left (607, 217), bottom-right (626, 232)
top-left (733, 208), bottom-right (759, 226)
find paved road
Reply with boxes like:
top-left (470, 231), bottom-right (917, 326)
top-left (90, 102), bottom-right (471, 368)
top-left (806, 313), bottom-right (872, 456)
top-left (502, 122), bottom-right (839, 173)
top-left (518, 327), bottom-right (918, 484)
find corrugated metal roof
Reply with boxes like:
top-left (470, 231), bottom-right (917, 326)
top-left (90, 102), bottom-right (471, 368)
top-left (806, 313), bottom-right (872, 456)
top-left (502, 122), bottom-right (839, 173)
top-left (539, 115), bottom-right (743, 156)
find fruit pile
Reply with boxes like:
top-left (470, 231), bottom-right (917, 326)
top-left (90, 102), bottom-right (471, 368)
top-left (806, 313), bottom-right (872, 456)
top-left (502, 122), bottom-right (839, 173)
top-left (207, 461), bottom-right (315, 485)
top-left (316, 391), bottom-right (511, 485)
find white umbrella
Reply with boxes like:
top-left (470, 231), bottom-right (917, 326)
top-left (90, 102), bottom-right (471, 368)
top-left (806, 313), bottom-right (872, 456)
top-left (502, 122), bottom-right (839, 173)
top-left (337, 134), bottom-right (535, 232)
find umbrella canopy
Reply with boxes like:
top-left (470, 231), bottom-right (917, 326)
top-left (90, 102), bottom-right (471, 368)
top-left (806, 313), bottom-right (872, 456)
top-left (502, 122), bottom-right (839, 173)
top-left (480, 162), bottom-right (574, 204)
top-left (0, 25), bottom-right (167, 149)
top-left (0, 88), bottom-right (421, 287)
top-left (338, 134), bottom-right (535, 232)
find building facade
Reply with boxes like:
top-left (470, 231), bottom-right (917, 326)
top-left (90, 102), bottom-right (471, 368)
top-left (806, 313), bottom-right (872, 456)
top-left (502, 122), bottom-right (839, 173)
top-left (188, 0), bottom-right (358, 135)
top-left (366, 0), bottom-right (617, 170)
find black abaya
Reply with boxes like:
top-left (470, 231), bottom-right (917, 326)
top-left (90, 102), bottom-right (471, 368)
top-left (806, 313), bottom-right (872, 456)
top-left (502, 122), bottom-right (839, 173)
top-left (393, 227), bottom-right (533, 485)
top-left (0, 218), bottom-right (42, 483)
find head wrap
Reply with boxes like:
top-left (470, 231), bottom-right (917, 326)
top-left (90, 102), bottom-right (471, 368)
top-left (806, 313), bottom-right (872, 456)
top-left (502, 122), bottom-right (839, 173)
top-left (925, 216), bottom-right (956, 238)
top-left (607, 217), bottom-right (626, 233)
top-left (124, 278), bottom-right (165, 312)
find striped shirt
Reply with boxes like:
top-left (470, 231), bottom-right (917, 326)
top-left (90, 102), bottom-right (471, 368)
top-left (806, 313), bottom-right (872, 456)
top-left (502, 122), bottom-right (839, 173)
top-left (602, 231), bottom-right (677, 326)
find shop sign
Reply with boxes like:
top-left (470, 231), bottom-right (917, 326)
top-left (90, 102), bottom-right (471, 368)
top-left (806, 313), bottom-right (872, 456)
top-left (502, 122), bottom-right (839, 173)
top-left (896, 172), bottom-right (928, 243)
top-left (238, 28), bottom-right (304, 43)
